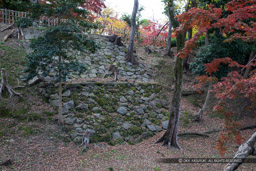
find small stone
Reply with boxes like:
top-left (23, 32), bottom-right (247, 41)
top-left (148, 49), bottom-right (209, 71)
top-left (149, 93), bottom-right (156, 101)
top-left (143, 119), bottom-right (151, 126)
top-left (89, 73), bottom-right (97, 78)
top-left (142, 97), bottom-right (149, 102)
top-left (113, 131), bottom-right (122, 139)
top-left (155, 125), bottom-right (162, 131)
top-left (120, 96), bottom-right (127, 103)
top-left (82, 92), bottom-right (89, 96)
top-left (65, 118), bottom-right (76, 125)
top-left (94, 113), bottom-right (101, 118)
top-left (92, 107), bottom-right (101, 113)
top-left (76, 104), bottom-right (89, 110)
top-left (63, 90), bottom-right (71, 97)
top-left (85, 129), bottom-right (96, 135)
top-left (99, 66), bottom-right (105, 70)
top-left (91, 69), bottom-right (97, 74)
top-left (76, 119), bottom-right (84, 124)
top-left (127, 90), bottom-right (134, 96)
top-left (28, 76), bottom-right (40, 85)
top-left (147, 124), bottom-right (156, 132)
top-left (88, 98), bottom-right (96, 104)
top-left (64, 100), bottom-right (74, 110)
top-left (76, 128), bottom-right (83, 133)
top-left (51, 100), bottom-right (59, 107)
top-left (135, 107), bottom-right (144, 115)
top-left (161, 100), bottom-right (169, 107)
top-left (141, 132), bottom-right (152, 139)
top-left (122, 122), bottom-right (131, 130)
top-left (117, 106), bottom-right (128, 115)
top-left (62, 106), bottom-right (69, 115)
top-left (50, 94), bottom-right (58, 100)
top-left (162, 120), bottom-right (169, 130)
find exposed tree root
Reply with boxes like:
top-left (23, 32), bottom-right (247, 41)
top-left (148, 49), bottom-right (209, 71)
top-left (175, 125), bottom-right (256, 139)
top-left (178, 132), bottom-right (209, 138)
top-left (0, 68), bottom-right (22, 98)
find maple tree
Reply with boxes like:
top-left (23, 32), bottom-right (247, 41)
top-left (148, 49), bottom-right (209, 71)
top-left (96, 8), bottom-right (129, 38)
top-left (175, 0), bottom-right (256, 157)
top-left (139, 20), bottom-right (171, 47)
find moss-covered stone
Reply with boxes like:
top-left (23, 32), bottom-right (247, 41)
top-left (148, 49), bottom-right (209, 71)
top-left (156, 103), bottom-right (162, 109)
top-left (131, 87), bottom-right (137, 92)
top-left (144, 93), bottom-right (150, 97)
top-left (129, 125), bottom-right (143, 135)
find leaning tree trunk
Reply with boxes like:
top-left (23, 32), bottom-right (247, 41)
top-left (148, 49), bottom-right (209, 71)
top-left (126, 0), bottom-right (139, 65)
top-left (58, 57), bottom-right (63, 125)
top-left (0, 68), bottom-right (21, 98)
top-left (194, 83), bottom-right (212, 121)
top-left (156, 0), bottom-right (185, 149)
top-left (224, 132), bottom-right (256, 171)
top-left (243, 51), bottom-right (256, 79)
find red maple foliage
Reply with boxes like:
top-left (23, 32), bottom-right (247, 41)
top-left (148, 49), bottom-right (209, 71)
top-left (175, 0), bottom-right (256, 156)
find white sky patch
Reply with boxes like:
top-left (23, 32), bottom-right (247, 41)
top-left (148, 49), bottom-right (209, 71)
top-left (105, 0), bottom-right (168, 23)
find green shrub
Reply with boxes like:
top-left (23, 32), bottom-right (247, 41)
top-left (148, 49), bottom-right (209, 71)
top-left (15, 18), bottom-right (33, 28)
top-left (190, 36), bottom-right (250, 78)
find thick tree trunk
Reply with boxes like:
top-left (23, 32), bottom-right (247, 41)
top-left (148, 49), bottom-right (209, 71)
top-left (156, 56), bottom-right (183, 149)
top-left (126, 0), bottom-right (139, 65)
top-left (194, 83), bottom-right (212, 121)
top-left (156, 0), bottom-right (185, 149)
top-left (58, 57), bottom-right (63, 125)
top-left (224, 132), bottom-right (256, 171)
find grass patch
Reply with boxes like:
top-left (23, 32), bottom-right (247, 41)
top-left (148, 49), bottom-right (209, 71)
top-left (186, 95), bottom-right (202, 108)
top-left (181, 111), bottom-right (194, 127)
top-left (0, 44), bottom-right (26, 85)
top-left (18, 125), bottom-right (40, 136)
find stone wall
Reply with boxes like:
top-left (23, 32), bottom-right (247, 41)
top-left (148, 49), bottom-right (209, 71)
top-left (39, 82), bottom-right (169, 145)
top-left (68, 34), bottom-right (154, 82)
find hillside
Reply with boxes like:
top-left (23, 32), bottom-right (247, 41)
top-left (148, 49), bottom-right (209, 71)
top-left (0, 22), bottom-right (255, 170)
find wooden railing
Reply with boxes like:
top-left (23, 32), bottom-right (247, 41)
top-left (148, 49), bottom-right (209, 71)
top-left (0, 8), bottom-right (68, 26)
top-left (0, 8), bottom-right (28, 24)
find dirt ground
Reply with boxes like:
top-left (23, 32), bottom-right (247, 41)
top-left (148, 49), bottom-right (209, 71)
top-left (1, 111), bottom-right (255, 171)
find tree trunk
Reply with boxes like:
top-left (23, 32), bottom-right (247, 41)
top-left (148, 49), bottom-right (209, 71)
top-left (156, 0), bottom-right (185, 149)
top-left (205, 31), bottom-right (209, 46)
top-left (0, 68), bottom-right (21, 98)
top-left (166, 15), bottom-right (172, 57)
top-left (152, 22), bottom-right (169, 46)
top-left (194, 83), bottom-right (212, 121)
top-left (126, 0), bottom-right (139, 65)
top-left (224, 132), bottom-right (256, 171)
top-left (187, 28), bottom-right (192, 40)
top-left (243, 51), bottom-right (256, 78)
top-left (183, 28), bottom-right (193, 72)
top-left (156, 55), bottom-right (184, 149)
top-left (58, 56), bottom-right (63, 125)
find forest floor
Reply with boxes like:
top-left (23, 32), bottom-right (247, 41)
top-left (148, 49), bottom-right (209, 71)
top-left (0, 39), bottom-right (256, 171)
